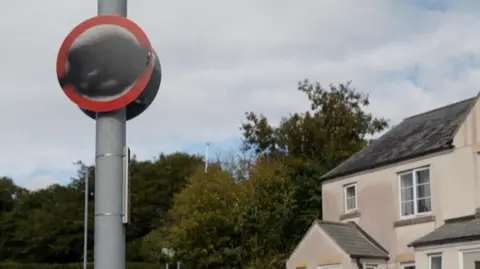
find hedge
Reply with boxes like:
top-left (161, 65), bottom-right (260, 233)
top-left (0, 263), bottom-right (165, 269)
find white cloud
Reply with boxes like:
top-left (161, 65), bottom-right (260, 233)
top-left (0, 0), bottom-right (480, 185)
top-left (26, 175), bottom-right (60, 191)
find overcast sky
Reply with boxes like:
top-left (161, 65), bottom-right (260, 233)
top-left (1, 0), bottom-right (479, 190)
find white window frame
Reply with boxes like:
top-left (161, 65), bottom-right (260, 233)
top-left (398, 167), bottom-right (431, 218)
top-left (458, 248), bottom-right (480, 269)
top-left (429, 253), bottom-right (442, 269)
top-left (401, 262), bottom-right (415, 269)
top-left (344, 183), bottom-right (358, 213)
top-left (318, 265), bottom-right (340, 269)
top-left (364, 264), bottom-right (377, 269)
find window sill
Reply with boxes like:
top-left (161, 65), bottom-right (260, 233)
top-left (394, 215), bottom-right (435, 227)
top-left (340, 210), bottom-right (361, 220)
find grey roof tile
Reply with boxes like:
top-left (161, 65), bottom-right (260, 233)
top-left (317, 221), bottom-right (388, 259)
top-left (410, 216), bottom-right (480, 247)
top-left (322, 96), bottom-right (477, 180)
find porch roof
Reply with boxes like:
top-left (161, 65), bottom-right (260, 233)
top-left (410, 215), bottom-right (480, 248)
top-left (318, 220), bottom-right (389, 259)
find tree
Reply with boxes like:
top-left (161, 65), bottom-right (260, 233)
top-left (0, 177), bottom-right (27, 261)
top-left (126, 153), bottom-right (203, 261)
top-left (160, 160), bottom-right (298, 269)
top-left (241, 80), bottom-right (388, 168)
top-left (0, 184), bottom-right (86, 263)
top-left (240, 80), bottom-right (389, 252)
top-left (237, 161), bottom-right (295, 269)
top-left (163, 164), bottom-right (243, 269)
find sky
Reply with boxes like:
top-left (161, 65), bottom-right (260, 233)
top-left (1, 0), bottom-right (480, 190)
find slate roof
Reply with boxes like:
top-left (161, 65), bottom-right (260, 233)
top-left (322, 96), bottom-right (478, 180)
top-left (317, 220), bottom-right (389, 259)
top-left (409, 215), bottom-right (480, 247)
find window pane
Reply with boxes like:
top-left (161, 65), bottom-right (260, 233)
top-left (430, 256), bottom-right (442, 269)
top-left (403, 266), bottom-right (415, 269)
top-left (347, 197), bottom-right (356, 210)
top-left (402, 201), bottom-right (414, 216)
top-left (417, 198), bottom-right (432, 213)
top-left (401, 173), bottom-right (413, 188)
top-left (417, 183), bottom-right (431, 198)
top-left (346, 186), bottom-right (356, 198)
top-left (401, 187), bottom-right (414, 201)
top-left (416, 169), bottom-right (430, 184)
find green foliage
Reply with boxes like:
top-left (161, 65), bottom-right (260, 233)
top-left (164, 164), bottom-right (244, 269)
top-left (0, 79), bottom-right (388, 269)
top-left (0, 153), bottom-right (203, 264)
top-left (239, 80), bottom-right (388, 252)
top-left (0, 263), bottom-right (161, 269)
top-left (241, 80), bottom-right (388, 168)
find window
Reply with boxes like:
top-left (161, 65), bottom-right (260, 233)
top-left (399, 167), bottom-right (431, 217)
top-left (402, 262), bottom-right (415, 269)
top-left (365, 264), bottom-right (377, 269)
top-left (429, 254), bottom-right (442, 269)
top-left (344, 183), bottom-right (357, 212)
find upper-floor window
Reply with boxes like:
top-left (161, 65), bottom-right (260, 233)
top-left (429, 253), bottom-right (442, 269)
top-left (399, 167), bottom-right (431, 217)
top-left (344, 183), bottom-right (357, 213)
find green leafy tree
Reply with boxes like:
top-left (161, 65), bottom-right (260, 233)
top-left (238, 161), bottom-right (295, 269)
top-left (163, 164), bottom-right (243, 269)
top-left (241, 80), bottom-right (388, 167)
top-left (126, 153), bottom-right (203, 261)
top-left (0, 177), bottom-right (27, 261)
top-left (240, 80), bottom-right (389, 251)
top-left (1, 184), bottom-right (86, 263)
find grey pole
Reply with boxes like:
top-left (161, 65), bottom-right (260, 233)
top-left (95, 3), bottom-right (128, 269)
top-left (94, 109), bottom-right (127, 269)
top-left (84, 166), bottom-right (89, 269)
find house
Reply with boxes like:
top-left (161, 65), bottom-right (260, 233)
top-left (287, 94), bottom-right (480, 269)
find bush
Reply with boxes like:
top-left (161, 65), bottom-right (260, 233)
top-left (0, 263), bottom-right (161, 269)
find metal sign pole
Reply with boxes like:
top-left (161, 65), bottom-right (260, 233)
top-left (56, 2), bottom-right (160, 269)
top-left (94, 2), bottom-right (128, 269)
top-left (83, 166), bottom-right (89, 269)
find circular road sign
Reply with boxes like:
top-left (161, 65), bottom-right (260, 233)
top-left (56, 15), bottom-right (154, 112)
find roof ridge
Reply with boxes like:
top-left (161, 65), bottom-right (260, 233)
top-left (350, 222), bottom-right (389, 255)
top-left (403, 96), bottom-right (477, 121)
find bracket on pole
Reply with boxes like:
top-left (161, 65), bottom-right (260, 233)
top-left (122, 146), bottom-right (131, 224)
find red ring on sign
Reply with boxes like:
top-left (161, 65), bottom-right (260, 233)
top-left (56, 15), bottom-right (154, 112)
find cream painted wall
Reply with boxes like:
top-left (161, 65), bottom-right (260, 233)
top-left (414, 241), bottom-right (480, 269)
top-left (320, 98), bottom-right (480, 267)
top-left (286, 223), bottom-right (351, 269)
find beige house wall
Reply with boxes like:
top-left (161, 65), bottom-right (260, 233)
top-left (287, 98), bottom-right (480, 268)
top-left (322, 147), bottom-right (477, 264)
top-left (286, 223), bottom-right (350, 269)
top-left (455, 97), bottom-right (480, 210)
top-left (320, 98), bottom-right (480, 266)
top-left (414, 241), bottom-right (480, 269)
